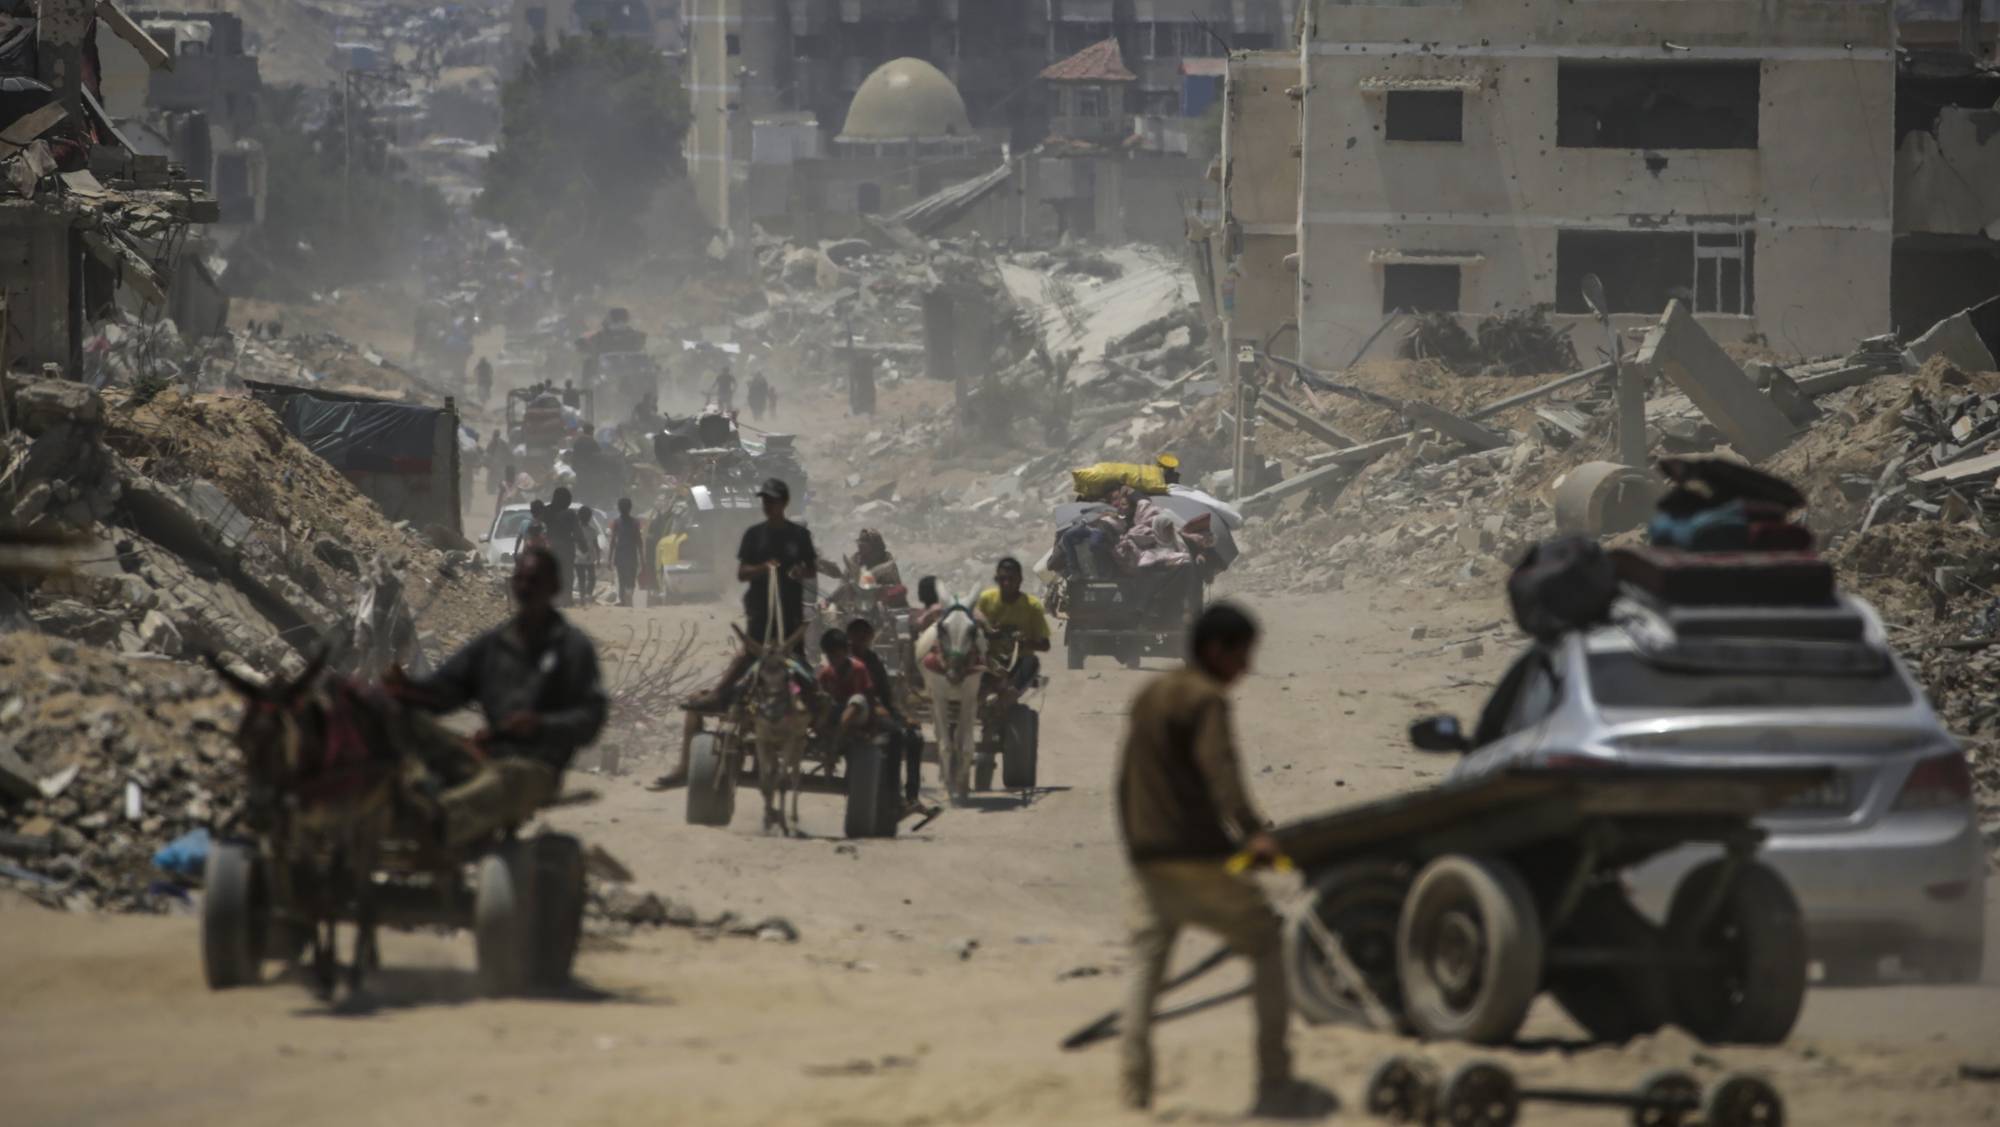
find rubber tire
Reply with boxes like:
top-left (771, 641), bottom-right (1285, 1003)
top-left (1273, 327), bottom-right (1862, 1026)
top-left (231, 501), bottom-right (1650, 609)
top-left (1665, 861), bottom-right (1807, 1045)
top-left (1703, 1073), bottom-right (1785, 1127)
top-left (1284, 861), bottom-right (1410, 1029)
top-left (1001, 705), bottom-right (1039, 790)
top-left (1548, 886), bottom-right (1673, 1043)
top-left (1439, 1060), bottom-right (1520, 1127)
top-left (843, 739), bottom-right (896, 840)
top-left (1633, 1070), bottom-right (1701, 1127)
top-left (201, 841), bottom-right (262, 990)
top-left (1397, 854), bottom-right (1545, 1044)
top-left (530, 834), bottom-right (585, 991)
top-left (475, 842), bottom-right (536, 997)
top-left (1065, 632), bottom-right (1085, 670)
top-left (684, 731), bottom-right (736, 827)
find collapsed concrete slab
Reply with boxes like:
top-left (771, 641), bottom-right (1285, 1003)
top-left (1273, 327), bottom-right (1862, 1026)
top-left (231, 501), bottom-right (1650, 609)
top-left (1634, 301), bottom-right (1797, 463)
top-left (1903, 297), bottom-right (2000, 375)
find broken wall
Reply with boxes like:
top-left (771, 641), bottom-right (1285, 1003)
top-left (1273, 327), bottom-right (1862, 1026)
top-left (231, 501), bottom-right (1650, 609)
top-left (1895, 103), bottom-right (2000, 237)
top-left (1219, 50), bottom-right (1299, 357)
top-left (1284, 0), bottom-right (1894, 368)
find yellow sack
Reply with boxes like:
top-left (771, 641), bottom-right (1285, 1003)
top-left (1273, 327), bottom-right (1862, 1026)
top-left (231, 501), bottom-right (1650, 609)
top-left (655, 533), bottom-right (687, 568)
top-left (1071, 462), bottom-right (1167, 500)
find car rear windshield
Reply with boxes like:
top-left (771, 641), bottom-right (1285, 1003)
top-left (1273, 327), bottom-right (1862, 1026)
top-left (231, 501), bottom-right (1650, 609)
top-left (494, 510), bottom-right (532, 540)
top-left (1588, 652), bottom-right (1914, 709)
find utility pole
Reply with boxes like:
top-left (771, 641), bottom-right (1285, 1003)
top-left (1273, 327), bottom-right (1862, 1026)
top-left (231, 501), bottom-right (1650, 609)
top-left (1231, 345), bottom-right (1258, 500)
top-left (342, 71), bottom-right (354, 234)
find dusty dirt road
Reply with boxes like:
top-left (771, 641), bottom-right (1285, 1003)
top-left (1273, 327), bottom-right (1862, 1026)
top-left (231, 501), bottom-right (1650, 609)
top-left (5, 376), bottom-right (1999, 1125)
top-left (4, 580), bottom-right (1998, 1125)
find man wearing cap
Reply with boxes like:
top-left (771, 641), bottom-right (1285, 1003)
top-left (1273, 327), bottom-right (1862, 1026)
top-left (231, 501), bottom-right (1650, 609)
top-left (658, 477), bottom-right (816, 789)
top-left (738, 477), bottom-right (816, 652)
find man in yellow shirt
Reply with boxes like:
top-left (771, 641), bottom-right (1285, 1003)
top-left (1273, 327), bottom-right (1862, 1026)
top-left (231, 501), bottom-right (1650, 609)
top-left (973, 556), bottom-right (1051, 697)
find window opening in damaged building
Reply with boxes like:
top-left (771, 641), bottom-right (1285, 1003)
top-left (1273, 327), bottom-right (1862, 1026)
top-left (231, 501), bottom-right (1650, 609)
top-left (1555, 230), bottom-right (1754, 316)
top-left (1556, 62), bottom-right (1759, 150)
top-left (1385, 90), bottom-right (1463, 143)
top-left (1383, 263), bottom-right (1461, 314)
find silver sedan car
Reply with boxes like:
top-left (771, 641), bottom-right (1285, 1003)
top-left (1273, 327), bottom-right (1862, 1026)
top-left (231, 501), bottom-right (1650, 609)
top-left (1447, 593), bottom-right (1986, 984)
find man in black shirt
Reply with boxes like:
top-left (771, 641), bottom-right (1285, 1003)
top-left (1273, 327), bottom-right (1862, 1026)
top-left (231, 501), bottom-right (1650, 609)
top-left (392, 546), bottom-right (607, 846)
top-left (657, 478), bottom-right (815, 790)
top-left (736, 477), bottom-right (815, 654)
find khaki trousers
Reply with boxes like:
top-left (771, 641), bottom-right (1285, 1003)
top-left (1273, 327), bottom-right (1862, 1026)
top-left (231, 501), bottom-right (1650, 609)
top-left (441, 758), bottom-right (558, 847)
top-left (1121, 860), bottom-right (1292, 1095)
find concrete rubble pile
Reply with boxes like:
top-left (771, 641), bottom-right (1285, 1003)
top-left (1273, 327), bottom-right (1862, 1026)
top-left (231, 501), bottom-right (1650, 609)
top-left (1153, 298), bottom-right (2000, 859)
top-left (0, 375), bottom-right (508, 909)
top-left (88, 315), bottom-right (460, 405)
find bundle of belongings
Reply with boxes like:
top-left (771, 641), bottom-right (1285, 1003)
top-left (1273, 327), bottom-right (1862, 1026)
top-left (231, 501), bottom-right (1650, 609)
top-left (1508, 457), bottom-right (1828, 642)
top-left (1049, 485), bottom-right (1235, 582)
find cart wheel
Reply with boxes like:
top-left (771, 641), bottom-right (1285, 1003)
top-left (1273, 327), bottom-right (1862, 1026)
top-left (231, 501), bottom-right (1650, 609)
top-left (475, 841), bottom-right (536, 997)
top-left (1664, 861), bottom-right (1807, 1045)
top-left (843, 738), bottom-right (896, 840)
top-left (1438, 1060), bottom-right (1519, 1127)
top-left (1065, 632), bottom-right (1085, 670)
top-left (1396, 855), bottom-right (1543, 1044)
top-left (530, 833), bottom-right (586, 990)
top-left (201, 841), bottom-right (263, 990)
top-left (1549, 886), bottom-right (1672, 1043)
top-left (1703, 1073), bottom-right (1784, 1127)
top-left (1284, 861), bottom-right (1410, 1029)
top-left (1001, 704), bottom-right (1039, 790)
top-left (1397, 854), bottom-right (1543, 1044)
top-left (685, 731), bottom-right (737, 827)
top-left (1633, 1069), bottom-right (1701, 1127)
top-left (1363, 1054), bottom-right (1437, 1123)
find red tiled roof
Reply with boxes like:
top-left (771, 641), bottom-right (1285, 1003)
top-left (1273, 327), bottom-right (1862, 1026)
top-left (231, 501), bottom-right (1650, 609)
top-left (1040, 38), bottom-right (1136, 82)
top-left (1180, 58), bottom-right (1227, 78)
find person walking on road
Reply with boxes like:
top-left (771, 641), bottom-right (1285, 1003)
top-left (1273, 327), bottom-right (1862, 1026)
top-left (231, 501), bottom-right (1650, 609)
top-left (713, 364), bottom-right (737, 413)
top-left (1115, 603), bottom-right (1324, 1118)
top-left (609, 497), bottom-right (643, 608)
top-left (747, 372), bottom-right (770, 420)
top-left (474, 357), bottom-right (493, 404)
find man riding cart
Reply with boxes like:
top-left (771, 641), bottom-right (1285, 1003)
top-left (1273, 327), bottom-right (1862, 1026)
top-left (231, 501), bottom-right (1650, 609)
top-left (200, 547), bottom-right (607, 1001)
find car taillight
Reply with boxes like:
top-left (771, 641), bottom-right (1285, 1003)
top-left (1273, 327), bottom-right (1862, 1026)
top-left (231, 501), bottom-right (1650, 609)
top-left (1893, 753), bottom-right (1972, 811)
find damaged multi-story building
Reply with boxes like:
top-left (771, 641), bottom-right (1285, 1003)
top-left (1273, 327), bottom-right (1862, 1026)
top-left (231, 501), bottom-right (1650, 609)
top-left (2, 0), bottom-right (220, 373)
top-left (685, 0), bottom-right (1295, 249)
top-left (1217, 0), bottom-right (1911, 366)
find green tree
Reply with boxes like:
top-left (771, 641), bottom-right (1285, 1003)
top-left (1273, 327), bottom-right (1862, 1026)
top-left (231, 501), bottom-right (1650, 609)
top-left (478, 34), bottom-right (691, 280)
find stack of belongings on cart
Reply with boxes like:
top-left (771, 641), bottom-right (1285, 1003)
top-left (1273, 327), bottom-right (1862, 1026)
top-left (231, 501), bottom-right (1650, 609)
top-left (1045, 462), bottom-right (1240, 611)
top-left (1509, 457), bottom-right (1844, 647)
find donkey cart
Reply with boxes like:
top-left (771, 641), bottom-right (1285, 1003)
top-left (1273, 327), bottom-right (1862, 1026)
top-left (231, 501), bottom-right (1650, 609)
top-left (198, 657), bottom-right (585, 1001)
top-left (682, 713), bottom-right (904, 839)
top-left (1276, 763), bottom-right (1828, 1047)
top-left (204, 825), bottom-right (586, 1001)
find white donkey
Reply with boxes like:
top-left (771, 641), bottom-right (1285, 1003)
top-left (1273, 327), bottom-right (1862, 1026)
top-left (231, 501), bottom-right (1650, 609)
top-left (917, 595), bottom-right (986, 805)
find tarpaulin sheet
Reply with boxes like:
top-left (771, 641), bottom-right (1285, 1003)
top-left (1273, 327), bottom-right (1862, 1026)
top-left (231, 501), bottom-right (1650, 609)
top-left (281, 395), bottom-right (440, 475)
